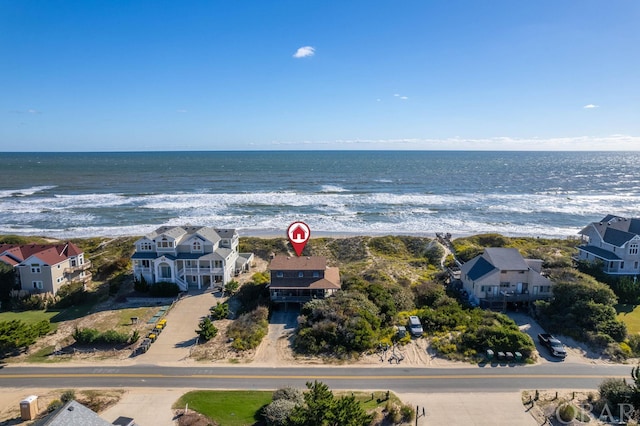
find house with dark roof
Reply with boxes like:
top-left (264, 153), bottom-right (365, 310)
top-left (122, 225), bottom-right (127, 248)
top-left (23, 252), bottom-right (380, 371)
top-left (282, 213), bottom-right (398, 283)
top-left (268, 255), bottom-right (340, 306)
top-left (460, 248), bottom-right (553, 308)
top-left (0, 242), bottom-right (91, 295)
top-left (132, 226), bottom-right (254, 291)
top-left (576, 214), bottom-right (640, 275)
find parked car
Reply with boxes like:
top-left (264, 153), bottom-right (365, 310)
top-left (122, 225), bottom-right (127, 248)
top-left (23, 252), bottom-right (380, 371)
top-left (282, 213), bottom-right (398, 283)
top-left (538, 333), bottom-right (567, 358)
top-left (408, 316), bottom-right (423, 337)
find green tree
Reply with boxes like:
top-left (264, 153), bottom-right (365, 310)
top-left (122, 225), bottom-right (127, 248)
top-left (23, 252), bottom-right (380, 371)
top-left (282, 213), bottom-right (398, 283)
top-left (331, 395), bottom-right (373, 426)
top-left (210, 302), bottom-right (229, 320)
top-left (288, 381), bottom-right (372, 426)
top-left (195, 317), bottom-right (218, 341)
top-left (289, 381), bottom-right (335, 426)
top-left (0, 262), bottom-right (16, 305)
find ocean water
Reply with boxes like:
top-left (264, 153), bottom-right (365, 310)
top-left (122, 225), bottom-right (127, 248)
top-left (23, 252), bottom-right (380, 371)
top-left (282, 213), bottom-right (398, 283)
top-left (1, 151), bottom-right (639, 239)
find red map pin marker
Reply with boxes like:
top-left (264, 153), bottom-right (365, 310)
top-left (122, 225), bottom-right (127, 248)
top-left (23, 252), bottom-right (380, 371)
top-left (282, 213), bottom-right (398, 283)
top-left (287, 221), bottom-right (310, 257)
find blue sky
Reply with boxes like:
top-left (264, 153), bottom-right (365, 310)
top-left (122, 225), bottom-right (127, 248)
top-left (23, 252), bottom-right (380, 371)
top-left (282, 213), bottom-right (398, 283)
top-left (1, 1), bottom-right (639, 151)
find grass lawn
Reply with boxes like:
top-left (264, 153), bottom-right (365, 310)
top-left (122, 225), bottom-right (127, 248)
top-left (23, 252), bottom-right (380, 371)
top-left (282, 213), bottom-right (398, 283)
top-left (617, 304), bottom-right (640, 334)
top-left (0, 310), bottom-right (59, 332)
top-left (174, 390), bottom-right (272, 426)
top-left (173, 389), bottom-right (401, 426)
top-left (342, 390), bottom-right (401, 411)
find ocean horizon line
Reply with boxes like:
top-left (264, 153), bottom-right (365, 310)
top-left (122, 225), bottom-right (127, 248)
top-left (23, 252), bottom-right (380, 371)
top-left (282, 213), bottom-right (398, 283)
top-left (2, 148), bottom-right (640, 154)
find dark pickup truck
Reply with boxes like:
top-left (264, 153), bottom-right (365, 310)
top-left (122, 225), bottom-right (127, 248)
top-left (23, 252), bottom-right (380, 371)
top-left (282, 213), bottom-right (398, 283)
top-left (538, 333), bottom-right (567, 358)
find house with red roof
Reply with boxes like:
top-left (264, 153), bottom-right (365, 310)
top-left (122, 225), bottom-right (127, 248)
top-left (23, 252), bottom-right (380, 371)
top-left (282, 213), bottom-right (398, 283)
top-left (268, 255), bottom-right (340, 307)
top-left (0, 242), bottom-right (91, 295)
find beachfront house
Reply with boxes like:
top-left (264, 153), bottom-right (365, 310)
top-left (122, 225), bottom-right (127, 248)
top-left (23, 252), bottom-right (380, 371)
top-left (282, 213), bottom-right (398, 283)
top-left (460, 247), bottom-right (553, 309)
top-left (576, 214), bottom-right (640, 275)
top-left (0, 242), bottom-right (91, 295)
top-left (268, 255), bottom-right (340, 307)
top-left (131, 226), bottom-right (253, 291)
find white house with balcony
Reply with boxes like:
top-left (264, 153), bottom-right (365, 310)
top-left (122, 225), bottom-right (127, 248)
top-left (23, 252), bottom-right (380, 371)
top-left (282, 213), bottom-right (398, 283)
top-left (132, 226), bottom-right (253, 291)
top-left (576, 214), bottom-right (640, 275)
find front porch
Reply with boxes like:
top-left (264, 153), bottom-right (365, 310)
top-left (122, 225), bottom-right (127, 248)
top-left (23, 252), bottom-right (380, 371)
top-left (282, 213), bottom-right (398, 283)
top-left (269, 288), bottom-right (336, 304)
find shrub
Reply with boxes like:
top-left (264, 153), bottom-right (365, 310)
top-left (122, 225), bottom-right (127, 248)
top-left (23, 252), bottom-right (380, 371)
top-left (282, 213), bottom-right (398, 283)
top-left (72, 327), bottom-right (131, 345)
top-left (227, 306), bottom-right (269, 350)
top-left (72, 327), bottom-right (101, 344)
top-left (295, 292), bottom-right (382, 356)
top-left (598, 378), bottom-right (632, 409)
top-left (234, 281), bottom-right (269, 314)
top-left (60, 390), bottom-right (75, 403)
top-left (55, 281), bottom-right (88, 308)
top-left (101, 329), bottom-right (130, 344)
top-left (262, 399), bottom-right (297, 426)
top-left (272, 387), bottom-right (304, 405)
top-left (17, 293), bottom-right (54, 310)
top-left (129, 330), bottom-right (140, 344)
top-left (400, 403), bottom-right (416, 422)
top-left (149, 282), bottom-right (180, 297)
top-left (47, 399), bottom-right (63, 413)
top-left (134, 275), bottom-right (150, 293)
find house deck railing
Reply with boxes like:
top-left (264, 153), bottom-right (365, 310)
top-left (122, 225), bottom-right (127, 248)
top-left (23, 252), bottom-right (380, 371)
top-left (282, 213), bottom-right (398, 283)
top-left (64, 261), bottom-right (92, 274)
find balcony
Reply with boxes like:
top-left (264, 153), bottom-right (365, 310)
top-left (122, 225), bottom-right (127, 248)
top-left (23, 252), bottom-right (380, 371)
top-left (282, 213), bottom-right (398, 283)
top-left (179, 267), bottom-right (224, 275)
top-left (64, 261), bottom-right (92, 274)
top-left (482, 291), bottom-right (550, 303)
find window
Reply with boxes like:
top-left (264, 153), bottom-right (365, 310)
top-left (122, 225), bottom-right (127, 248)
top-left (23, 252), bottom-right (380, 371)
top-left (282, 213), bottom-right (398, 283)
top-left (635, 261), bottom-right (639, 270)
top-left (141, 260), bottom-right (150, 268)
top-left (140, 241), bottom-right (153, 251)
top-left (32, 281), bottom-right (43, 289)
top-left (500, 282), bottom-right (510, 288)
top-left (298, 272), bottom-right (304, 278)
top-left (630, 243), bottom-right (639, 255)
top-left (621, 262), bottom-right (625, 269)
top-left (157, 238), bottom-right (172, 248)
top-left (276, 272), bottom-right (283, 278)
top-left (540, 286), bottom-right (551, 293)
top-left (192, 240), bottom-right (202, 252)
top-left (70, 259), bottom-right (77, 267)
top-left (31, 264), bottom-right (41, 273)
top-left (480, 286), bottom-right (486, 292)
top-left (313, 271), bottom-right (320, 278)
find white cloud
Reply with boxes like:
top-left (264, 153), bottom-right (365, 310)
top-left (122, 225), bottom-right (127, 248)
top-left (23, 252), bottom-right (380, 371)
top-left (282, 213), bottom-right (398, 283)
top-left (583, 104), bottom-right (599, 109)
top-left (268, 135), bottom-right (640, 151)
top-left (293, 46), bottom-right (315, 58)
top-left (176, 109), bottom-right (188, 113)
top-left (400, 96), bottom-right (408, 100)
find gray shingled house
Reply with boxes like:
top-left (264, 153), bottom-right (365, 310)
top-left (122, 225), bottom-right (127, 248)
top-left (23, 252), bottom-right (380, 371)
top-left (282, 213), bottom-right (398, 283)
top-left (576, 214), bottom-right (640, 275)
top-left (460, 247), bottom-right (553, 309)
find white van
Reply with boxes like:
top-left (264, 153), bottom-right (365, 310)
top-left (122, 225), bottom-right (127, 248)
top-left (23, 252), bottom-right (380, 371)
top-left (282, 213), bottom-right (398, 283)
top-left (408, 316), bottom-right (423, 337)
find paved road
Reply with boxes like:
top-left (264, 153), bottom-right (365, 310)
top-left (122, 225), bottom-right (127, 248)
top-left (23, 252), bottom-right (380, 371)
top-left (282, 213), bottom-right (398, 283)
top-left (0, 363), bottom-right (630, 393)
